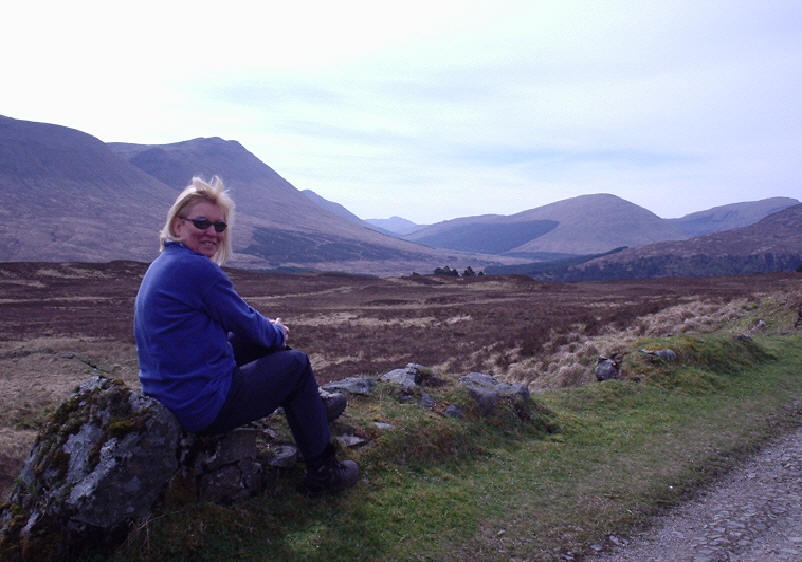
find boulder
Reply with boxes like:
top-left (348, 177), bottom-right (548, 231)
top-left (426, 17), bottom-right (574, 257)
top-left (595, 358), bottom-right (619, 381)
top-left (322, 377), bottom-right (376, 396)
top-left (0, 376), bottom-right (293, 561)
top-left (0, 376), bottom-right (180, 561)
top-left (381, 364), bottom-right (420, 389)
top-left (458, 372), bottom-right (531, 418)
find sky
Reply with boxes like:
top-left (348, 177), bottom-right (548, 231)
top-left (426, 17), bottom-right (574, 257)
top-left (3, 0), bottom-right (800, 225)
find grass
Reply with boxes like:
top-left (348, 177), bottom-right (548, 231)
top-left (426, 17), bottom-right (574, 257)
top-left (3, 267), bottom-right (798, 560)
top-left (106, 329), bottom-right (802, 561)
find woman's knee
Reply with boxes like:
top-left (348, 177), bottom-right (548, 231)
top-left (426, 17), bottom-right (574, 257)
top-left (288, 349), bottom-right (310, 366)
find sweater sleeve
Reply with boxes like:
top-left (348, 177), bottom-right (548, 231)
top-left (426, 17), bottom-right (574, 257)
top-left (200, 272), bottom-right (286, 350)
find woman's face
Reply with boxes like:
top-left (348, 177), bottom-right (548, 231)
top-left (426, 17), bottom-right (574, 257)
top-left (173, 200), bottom-right (226, 259)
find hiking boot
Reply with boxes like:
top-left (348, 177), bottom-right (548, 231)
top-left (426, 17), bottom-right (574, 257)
top-left (319, 387), bottom-right (347, 422)
top-left (301, 443), bottom-right (360, 497)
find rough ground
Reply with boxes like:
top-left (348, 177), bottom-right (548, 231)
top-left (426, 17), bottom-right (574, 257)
top-left (590, 424), bottom-right (802, 561)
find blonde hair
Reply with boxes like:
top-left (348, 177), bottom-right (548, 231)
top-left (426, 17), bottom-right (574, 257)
top-left (160, 176), bottom-right (235, 265)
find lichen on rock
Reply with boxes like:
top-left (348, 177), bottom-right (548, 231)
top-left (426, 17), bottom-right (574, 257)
top-left (0, 376), bottom-right (180, 561)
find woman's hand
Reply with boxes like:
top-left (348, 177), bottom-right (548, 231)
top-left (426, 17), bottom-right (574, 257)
top-left (272, 317), bottom-right (289, 342)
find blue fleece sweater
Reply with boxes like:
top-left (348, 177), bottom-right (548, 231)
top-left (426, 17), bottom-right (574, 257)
top-left (134, 243), bottom-right (285, 431)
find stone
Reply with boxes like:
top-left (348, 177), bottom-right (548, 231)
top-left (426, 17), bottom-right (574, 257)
top-left (265, 445), bottom-right (298, 468)
top-left (318, 387), bottom-right (347, 421)
top-left (458, 372), bottom-right (531, 418)
top-left (322, 376), bottom-right (376, 396)
top-left (0, 376), bottom-right (291, 561)
top-left (186, 428), bottom-right (265, 504)
top-left (420, 393), bottom-right (435, 408)
top-left (380, 363), bottom-right (436, 389)
top-left (335, 434), bottom-right (366, 448)
top-left (640, 348), bottom-right (677, 362)
top-left (595, 358), bottom-right (619, 381)
top-left (0, 376), bottom-right (181, 560)
top-left (381, 365), bottom-right (419, 389)
top-left (444, 404), bottom-right (463, 418)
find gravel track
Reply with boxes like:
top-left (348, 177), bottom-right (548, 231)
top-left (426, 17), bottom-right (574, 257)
top-left (589, 425), bottom-right (802, 561)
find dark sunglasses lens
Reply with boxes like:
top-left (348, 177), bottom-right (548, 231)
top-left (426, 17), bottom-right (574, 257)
top-left (191, 219), bottom-right (212, 230)
top-left (189, 218), bottom-right (226, 232)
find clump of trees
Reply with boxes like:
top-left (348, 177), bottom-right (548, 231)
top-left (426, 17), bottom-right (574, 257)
top-left (433, 265), bottom-right (483, 277)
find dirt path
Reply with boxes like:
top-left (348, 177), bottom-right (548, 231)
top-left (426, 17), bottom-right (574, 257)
top-left (589, 425), bottom-right (802, 561)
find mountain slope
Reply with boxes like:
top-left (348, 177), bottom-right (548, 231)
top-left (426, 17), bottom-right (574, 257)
top-left (407, 194), bottom-right (687, 256)
top-left (564, 204), bottom-right (802, 280)
top-left (668, 197), bottom-right (799, 237)
top-left (0, 117), bottom-right (453, 274)
top-left (0, 116), bottom-right (175, 262)
top-left (108, 138), bottom-right (448, 272)
top-left (366, 217), bottom-right (421, 236)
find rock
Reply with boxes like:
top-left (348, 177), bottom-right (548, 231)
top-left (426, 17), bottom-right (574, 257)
top-left (420, 393), bottom-right (435, 408)
top-left (381, 364), bottom-right (420, 389)
top-left (458, 372), bottom-right (531, 418)
top-left (0, 376), bottom-right (181, 561)
top-left (380, 363), bottom-right (436, 389)
top-left (318, 387), bottom-right (347, 421)
top-left (640, 348), bottom-right (677, 362)
top-left (444, 404), bottom-right (463, 418)
top-left (0, 376), bottom-right (290, 561)
top-left (595, 357), bottom-right (619, 381)
top-left (322, 376), bottom-right (376, 396)
top-left (335, 434), bottom-right (366, 448)
top-left (187, 428), bottom-right (264, 504)
top-left (265, 444), bottom-right (298, 468)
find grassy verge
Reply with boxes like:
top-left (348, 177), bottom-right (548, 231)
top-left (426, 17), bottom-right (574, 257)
top-left (105, 327), bottom-right (802, 562)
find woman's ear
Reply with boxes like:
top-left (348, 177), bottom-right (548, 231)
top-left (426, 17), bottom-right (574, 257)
top-left (171, 216), bottom-right (185, 240)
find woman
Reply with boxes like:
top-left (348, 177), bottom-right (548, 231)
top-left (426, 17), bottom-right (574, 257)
top-left (134, 176), bottom-right (358, 496)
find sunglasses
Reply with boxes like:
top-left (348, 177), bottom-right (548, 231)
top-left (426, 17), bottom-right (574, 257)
top-left (180, 216), bottom-right (227, 232)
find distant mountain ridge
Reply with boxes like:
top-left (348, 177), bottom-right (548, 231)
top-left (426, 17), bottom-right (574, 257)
top-left (566, 203), bottom-right (802, 280)
top-left (365, 217), bottom-right (422, 236)
top-left (403, 193), bottom-right (798, 258)
top-left (666, 197), bottom-right (799, 237)
top-left (488, 204), bottom-right (802, 280)
top-left (1, 116), bottom-right (453, 274)
top-left (2, 114), bottom-right (798, 279)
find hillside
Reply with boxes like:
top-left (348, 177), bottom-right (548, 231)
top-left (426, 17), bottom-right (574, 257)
top-left (407, 194), bottom-right (687, 256)
top-left (366, 216), bottom-right (422, 236)
top-left (0, 116), bottom-right (175, 263)
top-left (108, 138), bottom-right (461, 273)
top-left (561, 204), bottom-right (802, 280)
top-left (0, 116), bottom-right (465, 274)
top-left (667, 197), bottom-right (798, 237)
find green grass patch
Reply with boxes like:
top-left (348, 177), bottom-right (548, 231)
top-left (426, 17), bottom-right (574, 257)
top-left (108, 332), bottom-right (802, 562)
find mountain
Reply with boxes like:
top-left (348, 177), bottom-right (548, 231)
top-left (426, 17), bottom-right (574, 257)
top-left (366, 217), bottom-right (422, 236)
top-left (406, 194), bottom-right (687, 256)
top-left (109, 138), bottom-right (456, 273)
top-left (559, 204), bottom-right (802, 280)
top-left (667, 197), bottom-right (799, 237)
top-left (0, 116), bottom-right (175, 262)
top-left (301, 189), bottom-right (365, 225)
top-left (0, 116), bottom-right (465, 274)
top-left (404, 194), bottom-right (798, 259)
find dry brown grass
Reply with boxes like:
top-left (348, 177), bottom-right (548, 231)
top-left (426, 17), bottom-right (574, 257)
top-left (1, 260), bottom-right (801, 497)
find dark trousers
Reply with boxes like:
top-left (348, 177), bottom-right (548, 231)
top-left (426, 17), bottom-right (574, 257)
top-left (202, 336), bottom-right (330, 461)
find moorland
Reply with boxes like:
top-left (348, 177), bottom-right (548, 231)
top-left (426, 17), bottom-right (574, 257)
top-left (2, 262), bottom-right (802, 559)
